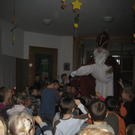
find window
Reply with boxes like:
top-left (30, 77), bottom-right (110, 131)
top-left (111, 43), bottom-right (134, 85)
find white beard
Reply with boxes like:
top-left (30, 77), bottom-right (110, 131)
top-left (94, 48), bottom-right (109, 67)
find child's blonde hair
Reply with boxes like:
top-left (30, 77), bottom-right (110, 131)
top-left (8, 112), bottom-right (35, 135)
top-left (0, 87), bottom-right (11, 102)
top-left (78, 127), bottom-right (114, 135)
top-left (0, 116), bottom-right (7, 135)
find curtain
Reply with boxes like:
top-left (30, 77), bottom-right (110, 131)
top-left (0, 30), bottom-right (16, 89)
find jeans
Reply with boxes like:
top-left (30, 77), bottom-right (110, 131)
top-left (35, 113), bottom-right (54, 135)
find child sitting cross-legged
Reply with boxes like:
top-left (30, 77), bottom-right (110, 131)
top-left (53, 96), bottom-right (88, 135)
top-left (81, 98), bottom-right (115, 134)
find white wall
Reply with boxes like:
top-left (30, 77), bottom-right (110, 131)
top-left (0, 18), bottom-right (73, 82)
top-left (60, 36), bottom-right (73, 80)
top-left (24, 31), bottom-right (73, 81)
top-left (0, 18), bottom-right (24, 58)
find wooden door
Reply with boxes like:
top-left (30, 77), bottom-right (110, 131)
top-left (28, 46), bottom-right (58, 87)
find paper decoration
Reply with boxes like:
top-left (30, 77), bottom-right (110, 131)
top-left (12, 36), bottom-right (15, 40)
top-left (12, 19), bottom-right (16, 24)
top-left (62, 4), bottom-right (66, 9)
top-left (74, 23), bottom-right (78, 28)
top-left (73, 8), bottom-right (78, 13)
top-left (11, 0), bottom-right (17, 45)
top-left (75, 14), bottom-right (80, 23)
top-left (76, 39), bottom-right (83, 48)
top-left (74, 35), bottom-right (77, 39)
top-left (61, 0), bottom-right (83, 41)
top-left (61, 0), bottom-right (66, 9)
top-left (73, 14), bottom-right (80, 38)
top-left (71, 0), bottom-right (83, 10)
top-left (132, 2), bottom-right (135, 12)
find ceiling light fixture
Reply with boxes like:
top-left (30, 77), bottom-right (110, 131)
top-left (103, 16), bottom-right (113, 23)
top-left (43, 19), bottom-right (52, 25)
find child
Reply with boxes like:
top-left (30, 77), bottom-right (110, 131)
top-left (60, 73), bottom-right (67, 92)
top-left (29, 86), bottom-right (40, 116)
top-left (71, 86), bottom-right (80, 99)
top-left (54, 96), bottom-right (88, 135)
top-left (82, 99), bottom-right (115, 134)
top-left (0, 87), bottom-right (13, 120)
top-left (33, 74), bottom-right (41, 90)
top-left (54, 80), bottom-right (60, 90)
top-left (23, 94), bottom-right (34, 115)
top-left (8, 112), bottom-right (52, 135)
top-left (37, 77), bottom-right (59, 134)
top-left (29, 87), bottom-right (39, 96)
top-left (82, 96), bottom-right (92, 109)
top-left (52, 95), bottom-right (86, 128)
top-left (70, 76), bottom-right (80, 92)
top-left (57, 89), bottom-right (63, 97)
top-left (54, 81), bottom-right (61, 113)
top-left (0, 116), bottom-right (7, 135)
top-left (104, 96), bottom-right (126, 135)
top-left (65, 83), bottom-right (72, 94)
top-left (78, 127), bottom-right (114, 135)
top-left (126, 124), bottom-right (135, 135)
top-left (120, 86), bottom-right (135, 127)
top-left (68, 75), bottom-right (74, 82)
top-left (24, 85), bottom-right (30, 94)
top-left (0, 87), bottom-right (12, 110)
top-left (6, 92), bottom-right (27, 118)
top-left (34, 115), bottom-right (53, 135)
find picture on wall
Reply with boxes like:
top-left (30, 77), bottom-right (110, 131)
top-left (63, 62), bottom-right (70, 71)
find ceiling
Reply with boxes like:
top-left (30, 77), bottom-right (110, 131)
top-left (0, 0), bottom-right (134, 37)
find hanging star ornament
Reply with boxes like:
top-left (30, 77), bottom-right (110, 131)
top-left (71, 0), bottom-right (83, 10)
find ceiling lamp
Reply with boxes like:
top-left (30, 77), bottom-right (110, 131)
top-left (103, 16), bottom-right (113, 23)
top-left (43, 19), bottom-right (52, 25)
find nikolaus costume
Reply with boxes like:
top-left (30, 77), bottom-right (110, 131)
top-left (71, 31), bottom-right (121, 99)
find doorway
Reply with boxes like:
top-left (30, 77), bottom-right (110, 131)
top-left (28, 46), bottom-right (58, 88)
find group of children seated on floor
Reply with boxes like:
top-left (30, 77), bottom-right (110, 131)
top-left (0, 73), bottom-right (135, 135)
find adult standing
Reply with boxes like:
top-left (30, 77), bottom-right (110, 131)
top-left (71, 31), bottom-right (121, 100)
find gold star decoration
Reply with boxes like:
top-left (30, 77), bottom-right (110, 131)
top-left (132, 2), bottom-right (135, 12)
top-left (71, 0), bottom-right (83, 10)
top-left (133, 33), bottom-right (135, 38)
top-left (62, 0), bottom-right (66, 2)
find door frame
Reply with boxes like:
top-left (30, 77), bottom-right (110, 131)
top-left (28, 46), bottom-right (58, 87)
